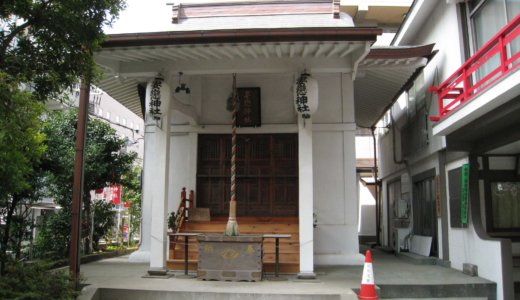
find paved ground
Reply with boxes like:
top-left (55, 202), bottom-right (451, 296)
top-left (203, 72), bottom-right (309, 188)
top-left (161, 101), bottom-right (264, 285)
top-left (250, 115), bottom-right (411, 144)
top-left (78, 249), bottom-right (493, 300)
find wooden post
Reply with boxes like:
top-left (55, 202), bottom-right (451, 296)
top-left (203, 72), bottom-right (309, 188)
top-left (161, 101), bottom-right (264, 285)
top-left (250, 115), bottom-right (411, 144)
top-left (70, 79), bottom-right (90, 289)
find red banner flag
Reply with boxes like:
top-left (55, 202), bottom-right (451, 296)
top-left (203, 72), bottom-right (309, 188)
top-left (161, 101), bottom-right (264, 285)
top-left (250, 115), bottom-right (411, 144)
top-left (110, 185), bottom-right (121, 204)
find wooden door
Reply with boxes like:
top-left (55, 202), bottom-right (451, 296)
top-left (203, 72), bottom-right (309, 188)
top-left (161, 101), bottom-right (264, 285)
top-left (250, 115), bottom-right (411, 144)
top-left (197, 134), bottom-right (298, 216)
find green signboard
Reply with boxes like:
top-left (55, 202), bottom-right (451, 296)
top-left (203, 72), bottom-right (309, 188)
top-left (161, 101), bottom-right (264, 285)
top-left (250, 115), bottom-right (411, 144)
top-left (461, 163), bottom-right (469, 225)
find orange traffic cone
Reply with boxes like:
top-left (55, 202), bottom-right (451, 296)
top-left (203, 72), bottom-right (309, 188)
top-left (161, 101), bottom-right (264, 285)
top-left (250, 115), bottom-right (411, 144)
top-left (358, 250), bottom-right (378, 300)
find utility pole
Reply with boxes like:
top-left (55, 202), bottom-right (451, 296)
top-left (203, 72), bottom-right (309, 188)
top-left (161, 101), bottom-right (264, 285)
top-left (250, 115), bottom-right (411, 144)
top-left (70, 79), bottom-right (90, 289)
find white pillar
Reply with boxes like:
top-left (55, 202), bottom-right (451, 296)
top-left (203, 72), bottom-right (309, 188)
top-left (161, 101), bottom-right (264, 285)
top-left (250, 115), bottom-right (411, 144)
top-left (141, 78), bottom-right (172, 274)
top-left (128, 122), bottom-right (154, 263)
top-left (298, 116), bottom-right (316, 279)
top-left (341, 73), bottom-right (364, 265)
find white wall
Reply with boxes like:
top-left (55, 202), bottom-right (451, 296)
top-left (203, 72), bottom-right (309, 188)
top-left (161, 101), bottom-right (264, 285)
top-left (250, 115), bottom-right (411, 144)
top-left (446, 158), bottom-right (506, 300)
top-left (403, 6), bottom-right (510, 299)
top-left (168, 134), bottom-right (195, 213)
top-left (313, 129), bottom-right (363, 264)
top-left (313, 73), bottom-right (364, 265)
top-left (200, 74), bottom-right (296, 125)
top-left (358, 180), bottom-right (376, 237)
top-left (378, 0), bottom-right (465, 252)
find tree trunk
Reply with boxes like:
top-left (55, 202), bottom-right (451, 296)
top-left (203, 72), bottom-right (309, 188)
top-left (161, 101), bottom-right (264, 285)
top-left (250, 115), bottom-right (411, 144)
top-left (83, 196), bottom-right (93, 254)
top-left (0, 197), bottom-right (18, 275)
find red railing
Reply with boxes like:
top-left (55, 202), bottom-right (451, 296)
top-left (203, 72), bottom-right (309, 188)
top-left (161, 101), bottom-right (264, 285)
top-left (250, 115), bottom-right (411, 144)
top-left (429, 14), bottom-right (520, 121)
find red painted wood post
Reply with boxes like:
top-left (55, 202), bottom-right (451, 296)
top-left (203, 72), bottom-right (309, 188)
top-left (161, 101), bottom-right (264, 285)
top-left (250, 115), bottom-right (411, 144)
top-left (462, 68), bottom-right (470, 104)
top-left (499, 36), bottom-right (509, 74)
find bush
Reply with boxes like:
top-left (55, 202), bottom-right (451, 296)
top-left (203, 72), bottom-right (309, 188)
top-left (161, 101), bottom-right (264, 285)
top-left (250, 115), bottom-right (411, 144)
top-left (0, 262), bottom-right (77, 300)
top-left (33, 211), bottom-right (71, 260)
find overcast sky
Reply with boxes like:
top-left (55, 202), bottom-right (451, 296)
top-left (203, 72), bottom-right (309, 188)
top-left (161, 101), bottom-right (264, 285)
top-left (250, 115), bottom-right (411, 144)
top-left (105, 1), bottom-right (172, 34)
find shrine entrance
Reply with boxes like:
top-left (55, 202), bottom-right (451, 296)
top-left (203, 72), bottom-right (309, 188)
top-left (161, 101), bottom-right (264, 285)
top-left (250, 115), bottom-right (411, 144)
top-left (196, 133), bottom-right (298, 217)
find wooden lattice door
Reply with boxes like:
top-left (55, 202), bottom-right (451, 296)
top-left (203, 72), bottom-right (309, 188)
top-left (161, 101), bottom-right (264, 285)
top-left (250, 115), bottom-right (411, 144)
top-left (197, 134), bottom-right (298, 216)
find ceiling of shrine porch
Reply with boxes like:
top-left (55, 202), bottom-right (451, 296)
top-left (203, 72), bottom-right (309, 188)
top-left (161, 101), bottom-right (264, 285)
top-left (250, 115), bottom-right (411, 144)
top-left (94, 41), bottom-right (434, 129)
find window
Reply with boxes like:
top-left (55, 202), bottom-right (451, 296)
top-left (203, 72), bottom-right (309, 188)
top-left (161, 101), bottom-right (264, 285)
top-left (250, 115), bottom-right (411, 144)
top-left (414, 73), bottom-right (426, 112)
top-left (466, 0), bottom-right (520, 80)
top-left (481, 155), bottom-right (520, 236)
top-left (406, 72), bottom-right (424, 120)
top-left (98, 108), bottom-right (103, 116)
top-left (507, 0), bottom-right (520, 54)
top-left (407, 87), bottom-right (416, 119)
top-left (491, 182), bottom-right (520, 229)
top-left (106, 111), bottom-right (111, 120)
top-left (115, 116), bottom-right (120, 123)
top-left (412, 171), bottom-right (438, 257)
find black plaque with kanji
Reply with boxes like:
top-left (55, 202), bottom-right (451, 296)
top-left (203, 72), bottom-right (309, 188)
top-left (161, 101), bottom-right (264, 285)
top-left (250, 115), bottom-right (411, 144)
top-left (237, 87), bottom-right (261, 127)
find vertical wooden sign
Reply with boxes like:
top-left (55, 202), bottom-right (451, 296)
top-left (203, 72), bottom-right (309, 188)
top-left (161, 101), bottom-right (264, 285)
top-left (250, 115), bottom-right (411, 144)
top-left (461, 163), bottom-right (469, 225)
top-left (237, 88), bottom-right (261, 127)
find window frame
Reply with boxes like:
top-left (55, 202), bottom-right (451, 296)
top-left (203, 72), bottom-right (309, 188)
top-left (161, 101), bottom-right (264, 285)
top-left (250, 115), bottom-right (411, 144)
top-left (481, 155), bottom-right (520, 239)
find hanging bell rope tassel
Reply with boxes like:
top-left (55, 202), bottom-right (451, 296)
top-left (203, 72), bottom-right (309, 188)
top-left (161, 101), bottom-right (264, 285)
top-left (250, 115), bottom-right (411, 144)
top-left (225, 73), bottom-right (240, 236)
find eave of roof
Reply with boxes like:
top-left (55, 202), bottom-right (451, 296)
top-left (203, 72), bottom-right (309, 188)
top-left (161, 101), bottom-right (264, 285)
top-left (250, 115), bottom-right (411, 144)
top-left (354, 44), bottom-right (436, 128)
top-left (101, 27), bottom-right (382, 48)
top-left (366, 44), bottom-right (435, 60)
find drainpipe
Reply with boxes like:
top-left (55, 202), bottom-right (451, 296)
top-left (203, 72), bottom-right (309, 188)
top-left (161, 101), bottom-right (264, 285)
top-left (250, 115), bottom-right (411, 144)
top-left (371, 127), bottom-right (381, 246)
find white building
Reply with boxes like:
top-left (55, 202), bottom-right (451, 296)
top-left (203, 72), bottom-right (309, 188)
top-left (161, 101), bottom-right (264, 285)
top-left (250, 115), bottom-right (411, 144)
top-left (376, 1), bottom-right (519, 299)
top-left (95, 0), bottom-right (431, 279)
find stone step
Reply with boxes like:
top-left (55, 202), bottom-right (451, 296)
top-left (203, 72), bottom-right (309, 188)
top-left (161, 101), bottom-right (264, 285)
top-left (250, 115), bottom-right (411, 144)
top-left (397, 251), bottom-right (438, 265)
top-left (384, 298), bottom-right (487, 300)
top-left (95, 289), bottom-right (346, 300)
top-left (377, 283), bottom-right (496, 299)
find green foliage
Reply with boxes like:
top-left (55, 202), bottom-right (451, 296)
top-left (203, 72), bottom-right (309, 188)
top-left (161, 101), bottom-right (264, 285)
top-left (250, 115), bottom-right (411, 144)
top-left (0, 262), bottom-right (77, 300)
top-left (33, 211), bottom-right (71, 260)
top-left (35, 109), bottom-right (137, 257)
top-left (41, 109), bottom-right (137, 209)
top-left (92, 200), bottom-right (115, 251)
top-left (0, 0), bottom-right (126, 101)
top-left (0, 71), bottom-right (46, 273)
top-left (121, 166), bottom-right (141, 243)
top-left (0, 72), bottom-right (46, 203)
top-left (168, 211), bottom-right (176, 231)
